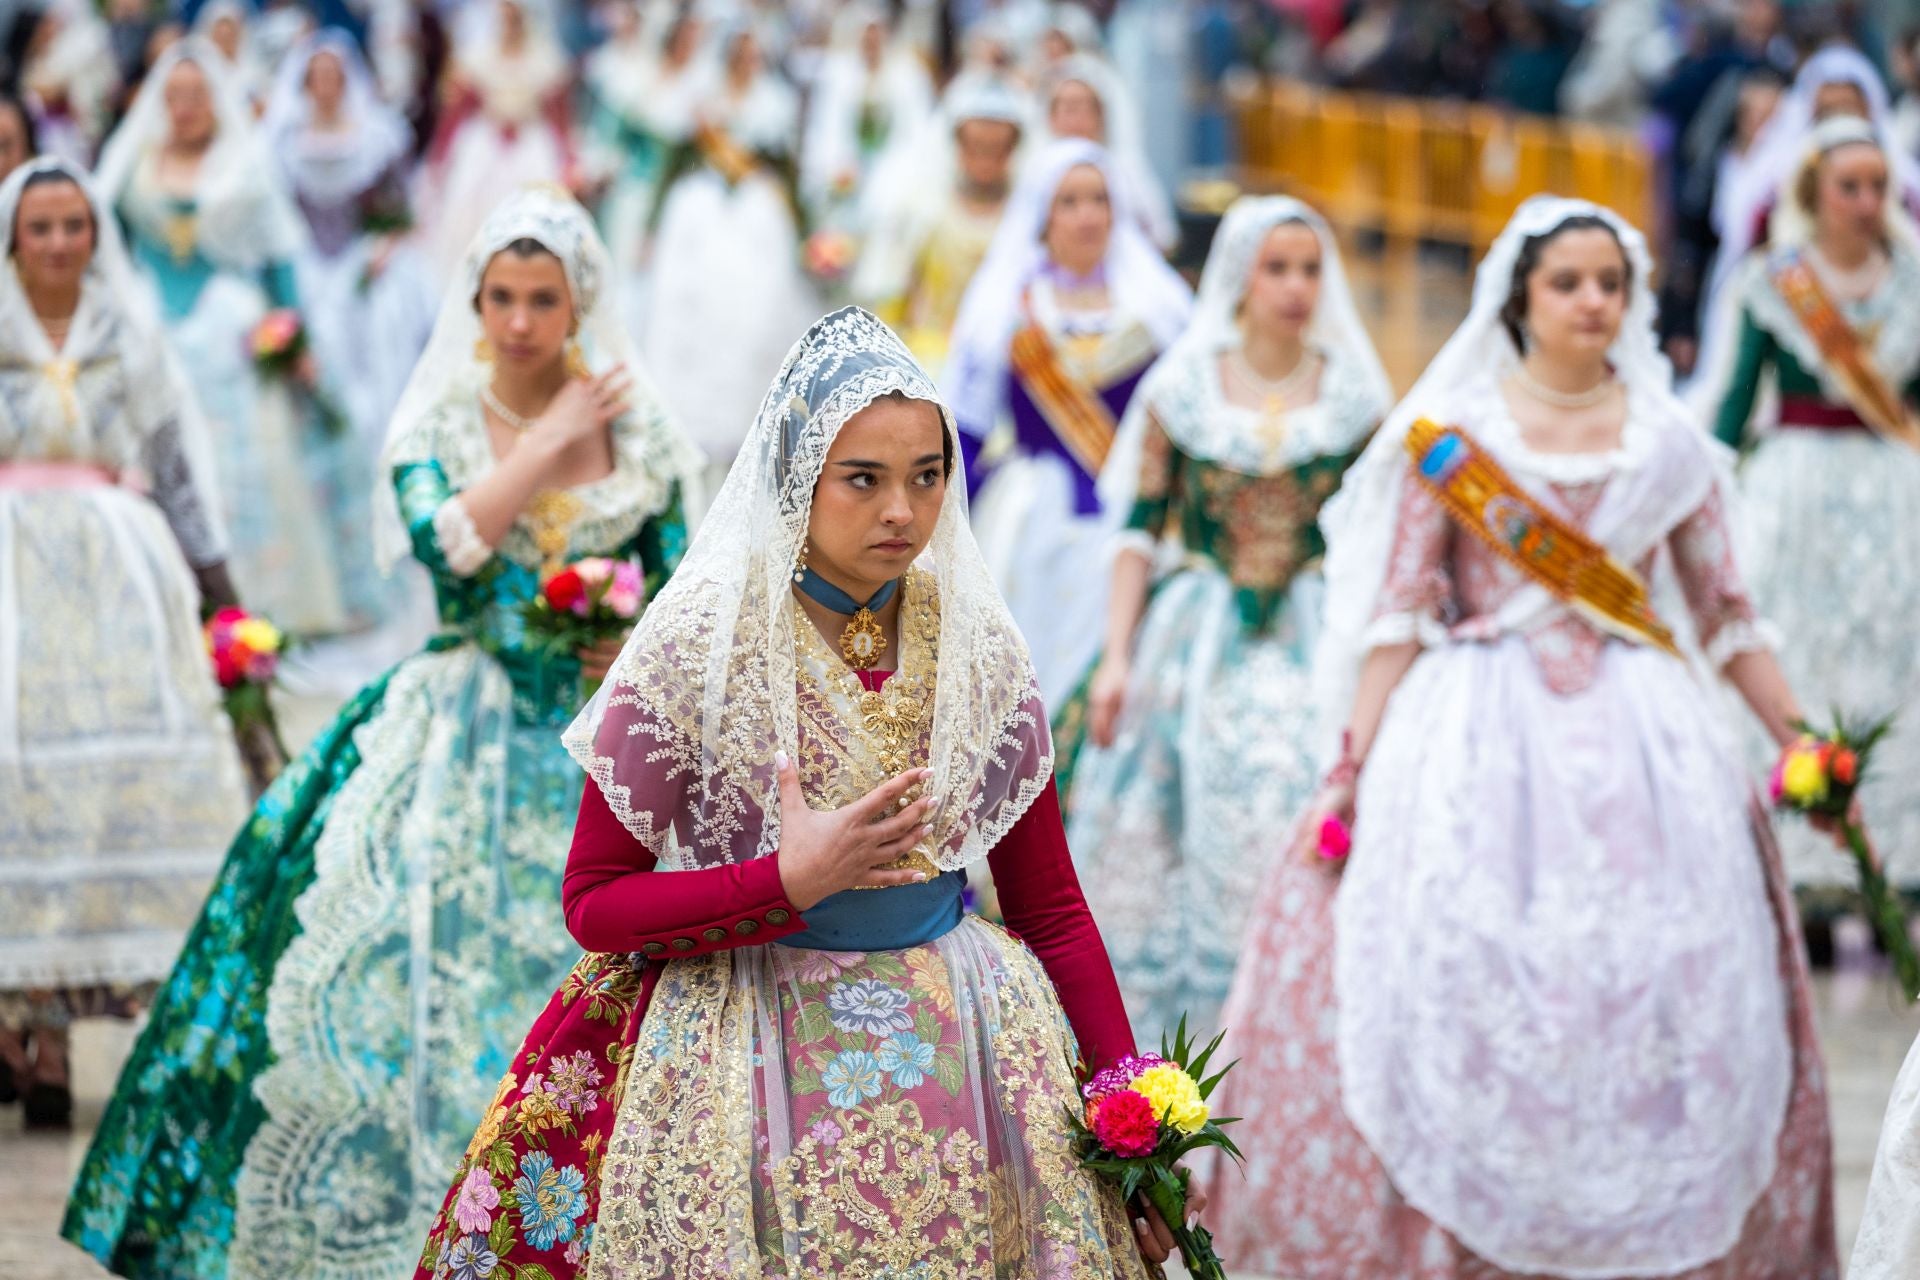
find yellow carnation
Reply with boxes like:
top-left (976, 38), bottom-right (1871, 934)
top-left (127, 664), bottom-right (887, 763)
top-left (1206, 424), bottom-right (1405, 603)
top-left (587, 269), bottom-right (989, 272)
top-left (1781, 748), bottom-right (1829, 805)
top-left (1130, 1064), bottom-right (1209, 1135)
top-left (232, 617), bottom-right (282, 654)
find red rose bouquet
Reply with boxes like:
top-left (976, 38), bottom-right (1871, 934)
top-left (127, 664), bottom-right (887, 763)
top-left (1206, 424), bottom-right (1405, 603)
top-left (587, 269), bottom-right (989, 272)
top-left (1771, 713), bottom-right (1917, 1000)
top-left (249, 308), bottom-right (347, 435)
top-left (204, 606), bottom-right (288, 794)
top-left (523, 556), bottom-right (646, 694)
top-left (1068, 1018), bottom-right (1242, 1279)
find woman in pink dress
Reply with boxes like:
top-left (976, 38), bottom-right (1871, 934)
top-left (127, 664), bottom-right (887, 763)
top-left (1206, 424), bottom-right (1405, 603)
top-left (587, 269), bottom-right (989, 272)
top-left (1200, 197), bottom-right (1839, 1280)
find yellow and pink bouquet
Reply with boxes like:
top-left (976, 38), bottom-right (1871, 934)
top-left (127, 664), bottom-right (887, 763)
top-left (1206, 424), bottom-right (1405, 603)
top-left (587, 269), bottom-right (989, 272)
top-left (1070, 1018), bottom-right (1242, 1279)
top-left (1772, 713), bottom-right (1918, 1000)
top-left (249, 309), bottom-right (347, 435)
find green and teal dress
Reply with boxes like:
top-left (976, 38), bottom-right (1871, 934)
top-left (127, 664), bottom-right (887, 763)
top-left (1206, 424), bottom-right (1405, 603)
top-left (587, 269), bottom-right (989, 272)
top-left (115, 158), bottom-right (384, 638)
top-left (1709, 244), bottom-right (1920, 893)
top-left (1058, 345), bottom-right (1380, 1041)
top-left (62, 393), bottom-right (691, 1280)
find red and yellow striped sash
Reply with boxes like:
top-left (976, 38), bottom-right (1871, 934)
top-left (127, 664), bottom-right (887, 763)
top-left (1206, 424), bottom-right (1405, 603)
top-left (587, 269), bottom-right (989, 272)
top-left (1008, 306), bottom-right (1120, 478)
top-left (1405, 417), bottom-right (1679, 656)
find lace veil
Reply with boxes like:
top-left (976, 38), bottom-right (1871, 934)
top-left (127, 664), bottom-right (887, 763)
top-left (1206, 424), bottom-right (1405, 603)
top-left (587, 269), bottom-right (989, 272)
top-left (943, 136), bottom-right (1192, 435)
top-left (263, 28), bottom-right (413, 208)
top-left (94, 38), bottom-right (307, 274)
top-left (0, 155), bottom-right (227, 561)
top-left (1313, 196), bottom-right (1698, 751)
top-left (373, 185), bottom-right (703, 572)
top-left (1100, 194), bottom-right (1393, 511)
top-left (1037, 53), bottom-right (1178, 249)
top-left (564, 306), bottom-right (1052, 873)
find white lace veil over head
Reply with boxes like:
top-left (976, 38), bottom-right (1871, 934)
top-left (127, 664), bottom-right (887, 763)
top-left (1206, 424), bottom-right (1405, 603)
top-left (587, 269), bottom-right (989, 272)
top-left (263, 28), bottom-right (413, 207)
top-left (373, 184), bottom-right (703, 572)
top-left (564, 306), bottom-right (1054, 873)
top-left (1766, 112), bottom-right (1920, 253)
top-left (94, 38), bottom-right (307, 273)
top-left (0, 155), bottom-right (226, 553)
top-left (1313, 196), bottom-right (1685, 754)
top-left (943, 136), bottom-right (1192, 435)
top-left (1099, 194), bottom-right (1393, 510)
top-left (1038, 52), bottom-right (1178, 248)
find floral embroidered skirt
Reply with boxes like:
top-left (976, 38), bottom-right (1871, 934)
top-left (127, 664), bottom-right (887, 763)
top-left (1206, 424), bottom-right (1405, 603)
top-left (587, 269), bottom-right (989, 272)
top-left (419, 917), bottom-right (1150, 1279)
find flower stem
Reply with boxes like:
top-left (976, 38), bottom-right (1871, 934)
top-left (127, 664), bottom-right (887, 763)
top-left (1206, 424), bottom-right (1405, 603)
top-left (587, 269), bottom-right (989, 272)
top-left (1848, 819), bottom-right (1920, 1002)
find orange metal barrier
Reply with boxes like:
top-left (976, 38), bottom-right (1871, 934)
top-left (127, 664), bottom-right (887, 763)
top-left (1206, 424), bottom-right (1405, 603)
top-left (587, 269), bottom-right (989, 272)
top-left (1232, 80), bottom-right (1654, 248)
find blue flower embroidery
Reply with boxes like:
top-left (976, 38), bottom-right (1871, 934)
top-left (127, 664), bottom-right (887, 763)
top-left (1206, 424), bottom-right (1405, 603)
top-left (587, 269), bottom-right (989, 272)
top-left (874, 1032), bottom-right (937, 1089)
top-left (512, 1151), bottom-right (589, 1250)
top-left (820, 1049), bottom-right (886, 1108)
top-left (447, 1233), bottom-right (500, 1280)
top-left (826, 978), bottom-right (914, 1036)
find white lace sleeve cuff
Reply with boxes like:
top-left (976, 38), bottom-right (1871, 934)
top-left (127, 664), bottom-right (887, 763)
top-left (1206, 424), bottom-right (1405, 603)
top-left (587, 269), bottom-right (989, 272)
top-left (1361, 611), bottom-right (1448, 652)
top-left (433, 498), bottom-right (494, 577)
top-left (1705, 617), bottom-right (1780, 669)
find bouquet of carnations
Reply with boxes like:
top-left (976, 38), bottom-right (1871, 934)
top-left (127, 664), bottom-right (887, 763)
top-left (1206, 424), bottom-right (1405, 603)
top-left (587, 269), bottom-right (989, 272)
top-left (250, 308), bottom-right (348, 435)
top-left (1069, 1018), bottom-right (1242, 1280)
top-left (204, 606), bottom-right (288, 794)
top-left (523, 557), bottom-right (646, 693)
top-left (1772, 713), bottom-right (1919, 1000)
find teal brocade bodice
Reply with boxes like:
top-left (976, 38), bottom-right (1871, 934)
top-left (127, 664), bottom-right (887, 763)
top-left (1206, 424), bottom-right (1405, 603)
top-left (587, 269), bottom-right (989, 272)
top-left (393, 459), bottom-right (687, 727)
top-left (127, 197), bottom-right (299, 321)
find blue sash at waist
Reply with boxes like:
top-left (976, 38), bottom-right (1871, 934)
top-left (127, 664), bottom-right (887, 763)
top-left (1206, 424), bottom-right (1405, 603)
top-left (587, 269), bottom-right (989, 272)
top-left (775, 871), bottom-right (967, 952)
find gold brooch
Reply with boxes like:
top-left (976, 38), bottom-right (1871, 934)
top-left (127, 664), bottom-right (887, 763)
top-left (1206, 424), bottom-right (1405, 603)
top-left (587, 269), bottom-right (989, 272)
top-left (841, 606), bottom-right (887, 669)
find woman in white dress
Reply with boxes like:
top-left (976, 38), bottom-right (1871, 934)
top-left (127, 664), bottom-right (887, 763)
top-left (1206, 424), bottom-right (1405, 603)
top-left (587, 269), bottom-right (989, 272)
top-left (1062, 196), bottom-right (1391, 1040)
top-left (96, 39), bottom-right (379, 638)
top-left (265, 29), bottom-right (435, 455)
top-left (1199, 196), bottom-right (1837, 1279)
top-left (800, 3), bottom-right (934, 231)
top-left (944, 136), bottom-right (1190, 707)
top-left (419, 0), bottom-right (574, 286)
top-left (643, 21), bottom-right (815, 502)
top-left (1852, 1029), bottom-right (1920, 1279)
top-left (0, 157), bottom-right (247, 1129)
top-left (1699, 115), bottom-right (1920, 899)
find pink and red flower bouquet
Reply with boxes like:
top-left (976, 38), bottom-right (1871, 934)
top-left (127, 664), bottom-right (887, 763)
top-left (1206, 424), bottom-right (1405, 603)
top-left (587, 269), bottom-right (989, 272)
top-left (523, 557), bottom-right (646, 692)
top-left (249, 308), bottom-right (348, 435)
top-left (1771, 712), bottom-right (1918, 1000)
top-left (1069, 1017), bottom-right (1242, 1280)
top-left (203, 605), bottom-right (288, 791)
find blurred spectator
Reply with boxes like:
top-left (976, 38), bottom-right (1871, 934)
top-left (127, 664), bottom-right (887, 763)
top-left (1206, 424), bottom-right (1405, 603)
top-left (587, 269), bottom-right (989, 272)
top-left (1486, 0), bottom-right (1579, 116)
top-left (1559, 0), bottom-right (1680, 127)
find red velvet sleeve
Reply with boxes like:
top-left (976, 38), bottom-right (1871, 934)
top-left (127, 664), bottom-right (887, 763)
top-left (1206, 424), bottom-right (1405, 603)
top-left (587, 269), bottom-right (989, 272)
top-left (561, 784), bottom-right (809, 958)
top-left (988, 782), bottom-right (1137, 1072)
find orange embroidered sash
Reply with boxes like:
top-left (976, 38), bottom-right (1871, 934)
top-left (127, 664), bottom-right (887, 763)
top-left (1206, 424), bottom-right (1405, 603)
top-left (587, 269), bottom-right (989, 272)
top-left (1405, 418), bottom-right (1679, 656)
top-left (1771, 254), bottom-right (1920, 450)
top-left (1008, 300), bottom-right (1120, 478)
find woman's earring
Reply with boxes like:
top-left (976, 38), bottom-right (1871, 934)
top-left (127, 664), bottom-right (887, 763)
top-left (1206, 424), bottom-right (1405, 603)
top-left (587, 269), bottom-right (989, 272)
top-left (565, 339), bottom-right (590, 379)
top-left (793, 537), bottom-right (809, 585)
top-left (474, 336), bottom-right (494, 364)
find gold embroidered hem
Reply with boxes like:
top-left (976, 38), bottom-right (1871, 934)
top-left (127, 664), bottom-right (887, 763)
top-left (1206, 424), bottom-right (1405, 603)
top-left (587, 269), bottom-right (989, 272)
top-left (586, 918), bottom-right (1149, 1279)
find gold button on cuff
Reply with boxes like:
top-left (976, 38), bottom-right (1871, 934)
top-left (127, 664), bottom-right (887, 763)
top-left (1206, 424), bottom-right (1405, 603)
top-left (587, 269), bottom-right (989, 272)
top-left (670, 937), bottom-right (696, 952)
top-left (734, 919), bottom-right (760, 936)
top-left (640, 941), bottom-right (666, 957)
top-left (766, 908), bottom-right (791, 925)
top-left (702, 926), bottom-right (727, 942)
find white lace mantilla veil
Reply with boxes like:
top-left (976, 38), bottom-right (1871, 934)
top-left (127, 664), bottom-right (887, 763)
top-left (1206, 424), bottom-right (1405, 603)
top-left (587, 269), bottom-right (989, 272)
top-left (942, 136), bottom-right (1192, 436)
top-left (373, 185), bottom-right (704, 573)
top-left (262, 28), bottom-right (413, 207)
top-left (93, 38), bottom-right (307, 273)
top-left (1039, 52), bottom-right (1179, 250)
top-left (1312, 195), bottom-right (1734, 758)
top-left (1098, 194), bottom-right (1393, 515)
top-left (563, 306), bottom-right (1054, 873)
top-left (0, 155), bottom-right (227, 557)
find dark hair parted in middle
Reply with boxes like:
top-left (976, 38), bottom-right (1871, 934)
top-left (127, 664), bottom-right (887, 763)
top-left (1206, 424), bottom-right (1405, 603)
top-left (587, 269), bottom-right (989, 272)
top-left (1498, 215), bottom-right (1632, 355)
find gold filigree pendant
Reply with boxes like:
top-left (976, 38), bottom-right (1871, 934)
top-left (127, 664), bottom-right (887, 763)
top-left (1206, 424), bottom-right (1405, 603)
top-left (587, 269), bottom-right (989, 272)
top-left (840, 606), bottom-right (888, 669)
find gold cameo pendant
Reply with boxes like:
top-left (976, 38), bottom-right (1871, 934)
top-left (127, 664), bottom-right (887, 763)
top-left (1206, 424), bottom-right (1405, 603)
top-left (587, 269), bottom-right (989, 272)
top-left (840, 606), bottom-right (888, 670)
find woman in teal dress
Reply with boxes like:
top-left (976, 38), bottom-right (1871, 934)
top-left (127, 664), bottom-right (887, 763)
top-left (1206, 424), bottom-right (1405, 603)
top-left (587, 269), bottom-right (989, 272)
top-left (61, 187), bottom-right (703, 1280)
top-left (1061, 196), bottom-right (1391, 1039)
top-left (94, 37), bottom-right (380, 639)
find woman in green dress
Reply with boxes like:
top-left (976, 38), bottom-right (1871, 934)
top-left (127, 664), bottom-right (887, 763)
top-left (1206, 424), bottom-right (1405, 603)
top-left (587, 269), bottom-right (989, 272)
top-left (62, 186), bottom-right (702, 1280)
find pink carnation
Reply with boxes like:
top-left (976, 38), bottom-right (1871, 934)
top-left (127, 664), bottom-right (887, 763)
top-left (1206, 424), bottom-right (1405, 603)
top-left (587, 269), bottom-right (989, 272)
top-left (1090, 1088), bottom-right (1160, 1157)
top-left (1317, 814), bottom-right (1353, 861)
